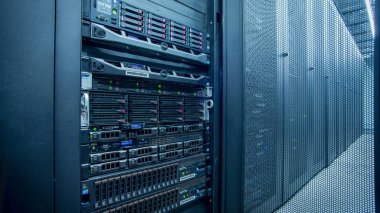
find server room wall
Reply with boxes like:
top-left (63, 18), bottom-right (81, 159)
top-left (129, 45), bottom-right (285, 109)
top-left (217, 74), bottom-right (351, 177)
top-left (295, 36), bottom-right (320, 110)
top-left (222, 0), bottom-right (371, 212)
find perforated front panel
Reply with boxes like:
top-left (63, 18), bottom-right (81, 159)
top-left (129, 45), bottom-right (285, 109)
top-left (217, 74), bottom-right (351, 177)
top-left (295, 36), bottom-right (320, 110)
top-left (243, 0), bottom-right (282, 212)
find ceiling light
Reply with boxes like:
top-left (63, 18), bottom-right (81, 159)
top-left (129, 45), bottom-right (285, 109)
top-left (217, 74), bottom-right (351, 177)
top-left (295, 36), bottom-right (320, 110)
top-left (365, 0), bottom-right (375, 37)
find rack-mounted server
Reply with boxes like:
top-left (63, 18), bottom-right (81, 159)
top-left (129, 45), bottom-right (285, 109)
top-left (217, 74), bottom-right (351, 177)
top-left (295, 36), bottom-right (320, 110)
top-left (80, 0), bottom-right (215, 212)
top-left (82, 0), bottom-right (210, 65)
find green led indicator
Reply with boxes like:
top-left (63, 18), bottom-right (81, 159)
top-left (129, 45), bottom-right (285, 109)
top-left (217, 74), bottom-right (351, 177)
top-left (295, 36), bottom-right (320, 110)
top-left (109, 86), bottom-right (112, 90)
top-left (193, 92), bottom-right (196, 96)
top-left (158, 84), bottom-right (162, 89)
top-left (92, 127), bottom-right (97, 131)
top-left (158, 90), bottom-right (162, 94)
top-left (177, 91), bottom-right (181, 95)
top-left (109, 80), bottom-right (113, 84)
top-left (112, 8), bottom-right (117, 14)
top-left (136, 82), bottom-right (139, 86)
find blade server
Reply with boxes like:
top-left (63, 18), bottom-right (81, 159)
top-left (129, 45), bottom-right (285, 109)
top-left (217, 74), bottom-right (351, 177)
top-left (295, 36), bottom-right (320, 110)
top-left (80, 0), bottom-right (215, 212)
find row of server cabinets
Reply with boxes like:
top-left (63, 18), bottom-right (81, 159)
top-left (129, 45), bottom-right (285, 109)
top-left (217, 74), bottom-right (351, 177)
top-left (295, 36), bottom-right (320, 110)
top-left (223, 0), bottom-right (366, 212)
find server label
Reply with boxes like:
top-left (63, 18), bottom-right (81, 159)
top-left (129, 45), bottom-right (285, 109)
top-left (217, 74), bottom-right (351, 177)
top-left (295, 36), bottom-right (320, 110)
top-left (126, 69), bottom-right (150, 78)
top-left (97, 0), bottom-right (112, 14)
top-left (180, 196), bottom-right (196, 205)
top-left (180, 173), bottom-right (196, 181)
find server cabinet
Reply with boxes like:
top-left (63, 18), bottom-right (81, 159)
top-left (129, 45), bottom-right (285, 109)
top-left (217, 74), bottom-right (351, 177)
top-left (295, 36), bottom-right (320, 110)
top-left (0, 1), bottom-right (56, 212)
top-left (342, 22), bottom-right (349, 151)
top-left (325, 0), bottom-right (338, 165)
top-left (55, 0), bottom-right (82, 212)
top-left (78, 0), bottom-right (220, 212)
top-left (282, 0), bottom-right (310, 202)
top-left (347, 34), bottom-right (355, 147)
top-left (337, 15), bottom-right (347, 156)
top-left (0, 0), bottom-right (221, 212)
top-left (242, 1), bottom-right (283, 212)
top-left (307, 0), bottom-right (326, 177)
top-left (222, 0), bottom-right (283, 212)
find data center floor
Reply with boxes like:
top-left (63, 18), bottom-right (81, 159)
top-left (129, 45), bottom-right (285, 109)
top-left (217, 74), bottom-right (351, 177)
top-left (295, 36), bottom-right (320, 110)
top-left (276, 134), bottom-right (375, 213)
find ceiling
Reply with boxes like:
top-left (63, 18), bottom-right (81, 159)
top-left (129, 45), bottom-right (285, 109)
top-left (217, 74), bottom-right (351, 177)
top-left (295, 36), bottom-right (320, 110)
top-left (334, 0), bottom-right (375, 70)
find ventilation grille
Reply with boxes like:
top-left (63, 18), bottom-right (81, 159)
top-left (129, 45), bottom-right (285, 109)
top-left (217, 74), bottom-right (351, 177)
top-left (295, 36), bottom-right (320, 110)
top-left (242, 0), bottom-right (282, 212)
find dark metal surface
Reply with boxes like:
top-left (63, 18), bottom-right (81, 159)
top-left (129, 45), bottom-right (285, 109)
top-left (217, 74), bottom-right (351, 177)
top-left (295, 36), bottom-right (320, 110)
top-left (206, 0), bottom-right (223, 212)
top-left (0, 0), bottom-right (55, 212)
top-left (54, 0), bottom-right (82, 212)
top-left (221, 0), bottom-right (244, 212)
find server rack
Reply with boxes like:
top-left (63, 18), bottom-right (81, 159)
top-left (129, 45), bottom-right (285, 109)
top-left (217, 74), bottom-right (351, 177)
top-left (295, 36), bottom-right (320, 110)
top-left (0, 0), bottom-right (221, 212)
top-left (242, 0), bottom-right (284, 212)
top-left (326, 0), bottom-right (338, 166)
top-left (223, 0), bottom-right (284, 212)
top-left (309, 0), bottom-right (326, 178)
top-left (282, 0), bottom-right (310, 202)
top-left (77, 0), bottom-right (221, 212)
top-left (337, 14), bottom-right (347, 156)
